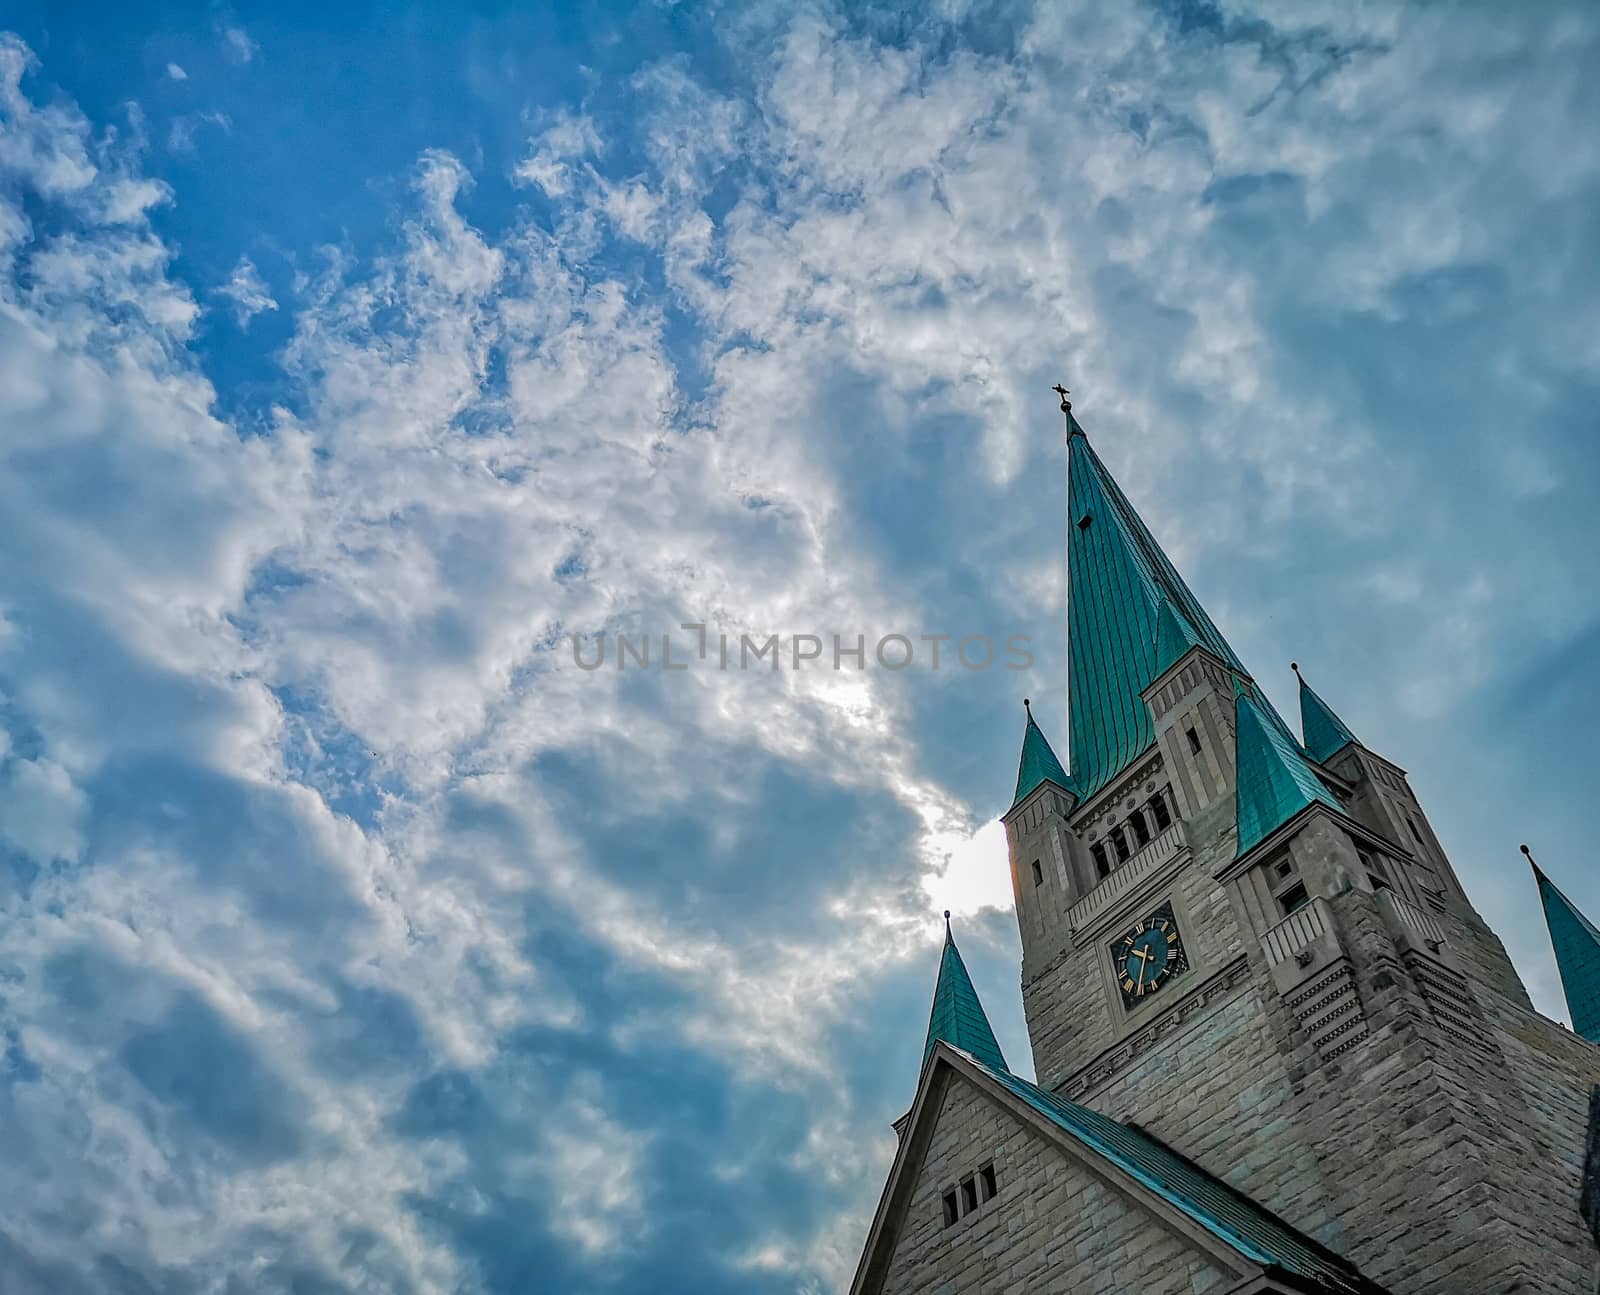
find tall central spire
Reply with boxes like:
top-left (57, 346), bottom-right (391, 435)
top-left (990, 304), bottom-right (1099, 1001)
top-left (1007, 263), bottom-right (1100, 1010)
top-left (1062, 411), bottom-right (1245, 800)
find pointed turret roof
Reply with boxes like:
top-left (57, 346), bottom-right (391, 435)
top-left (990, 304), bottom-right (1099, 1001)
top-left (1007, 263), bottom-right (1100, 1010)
top-left (1234, 677), bottom-right (1344, 860)
top-left (1526, 846), bottom-right (1600, 1043)
top-left (921, 914), bottom-right (1008, 1074)
top-left (1011, 698), bottom-right (1072, 809)
top-left (1063, 416), bottom-right (1247, 800)
top-left (1153, 597), bottom-right (1207, 677)
top-left (1294, 663), bottom-right (1360, 763)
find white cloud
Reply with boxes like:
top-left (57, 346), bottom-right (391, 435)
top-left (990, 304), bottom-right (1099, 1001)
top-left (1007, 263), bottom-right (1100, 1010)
top-left (0, 757), bottom-right (87, 865)
top-left (221, 24), bottom-right (257, 64)
top-left (1, 5), bottom-right (1599, 1292)
top-left (166, 62), bottom-right (187, 81)
top-left (216, 254), bottom-right (278, 326)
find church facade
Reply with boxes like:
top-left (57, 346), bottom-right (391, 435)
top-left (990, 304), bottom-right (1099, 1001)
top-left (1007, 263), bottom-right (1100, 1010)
top-left (850, 397), bottom-right (1600, 1294)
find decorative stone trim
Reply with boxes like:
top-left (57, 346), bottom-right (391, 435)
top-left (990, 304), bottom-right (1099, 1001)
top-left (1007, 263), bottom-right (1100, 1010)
top-left (1408, 956), bottom-right (1491, 1053)
top-left (1069, 750), bottom-right (1165, 835)
top-left (1055, 956), bottom-right (1252, 1102)
top-left (1285, 962), bottom-right (1369, 1063)
top-left (1260, 897), bottom-right (1331, 968)
top-left (1067, 820), bottom-right (1189, 935)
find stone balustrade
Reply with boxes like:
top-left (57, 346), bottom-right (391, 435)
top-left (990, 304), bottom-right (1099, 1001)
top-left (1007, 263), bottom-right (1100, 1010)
top-left (1068, 820), bottom-right (1187, 933)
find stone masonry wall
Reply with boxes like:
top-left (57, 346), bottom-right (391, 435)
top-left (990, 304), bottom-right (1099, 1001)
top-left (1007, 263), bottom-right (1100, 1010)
top-left (1025, 792), bottom-right (1243, 1094)
top-left (1081, 982), bottom-right (1344, 1253)
top-left (1254, 814), bottom-right (1600, 1295)
top-left (881, 1072), bottom-right (1232, 1295)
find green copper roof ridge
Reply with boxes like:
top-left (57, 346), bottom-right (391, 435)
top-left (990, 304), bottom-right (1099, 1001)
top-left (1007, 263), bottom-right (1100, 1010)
top-left (1233, 682), bottom-right (1345, 861)
top-left (1085, 435), bottom-right (1244, 674)
top-left (1294, 664), bottom-right (1360, 763)
top-left (921, 916), bottom-right (1008, 1075)
top-left (1011, 700), bottom-right (1073, 809)
top-left (1527, 849), bottom-right (1600, 1043)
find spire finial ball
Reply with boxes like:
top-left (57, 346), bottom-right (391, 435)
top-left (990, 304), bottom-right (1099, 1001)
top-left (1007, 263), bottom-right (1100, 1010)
top-left (1521, 843), bottom-right (1532, 856)
top-left (944, 910), bottom-right (951, 920)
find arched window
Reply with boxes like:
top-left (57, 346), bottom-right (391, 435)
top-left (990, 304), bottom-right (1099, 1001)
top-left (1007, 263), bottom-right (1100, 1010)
top-left (1148, 789), bottom-right (1173, 832)
top-left (1110, 827), bottom-right (1131, 862)
top-left (1090, 842), bottom-right (1111, 879)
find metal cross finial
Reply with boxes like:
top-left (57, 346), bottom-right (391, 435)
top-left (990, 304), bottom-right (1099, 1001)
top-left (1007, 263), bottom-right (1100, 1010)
top-left (1052, 383), bottom-right (1072, 414)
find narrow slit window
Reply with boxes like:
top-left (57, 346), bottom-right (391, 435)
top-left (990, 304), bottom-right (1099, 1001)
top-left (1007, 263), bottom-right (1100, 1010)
top-left (1408, 815), bottom-right (1426, 845)
top-left (979, 1163), bottom-right (998, 1202)
top-left (1128, 810), bottom-right (1151, 848)
top-left (1091, 843), bottom-right (1111, 879)
top-left (960, 1176), bottom-right (978, 1215)
top-left (942, 1190), bottom-right (959, 1228)
top-left (1185, 725), bottom-right (1203, 756)
top-left (1110, 828), bottom-right (1131, 862)
top-left (1077, 512), bottom-right (1093, 530)
top-left (1031, 858), bottom-right (1044, 887)
top-left (1149, 791), bottom-right (1172, 831)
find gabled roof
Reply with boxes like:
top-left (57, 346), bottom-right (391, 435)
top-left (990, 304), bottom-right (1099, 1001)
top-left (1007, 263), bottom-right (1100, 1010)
top-left (1527, 849), bottom-right (1600, 1043)
top-left (921, 916), bottom-right (1008, 1074)
top-left (1011, 699), bottom-right (1073, 809)
top-left (976, 1058), bottom-right (1381, 1294)
top-left (853, 1042), bottom-right (1389, 1295)
top-left (1063, 419), bottom-right (1247, 801)
top-left (1294, 664), bottom-right (1359, 763)
top-left (1234, 678), bottom-right (1345, 861)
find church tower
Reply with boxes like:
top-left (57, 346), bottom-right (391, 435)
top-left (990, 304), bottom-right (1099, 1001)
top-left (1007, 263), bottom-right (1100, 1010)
top-left (852, 393), bottom-right (1600, 1295)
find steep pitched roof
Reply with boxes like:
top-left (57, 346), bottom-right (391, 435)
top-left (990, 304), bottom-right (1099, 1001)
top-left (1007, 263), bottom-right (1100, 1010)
top-left (1294, 664), bottom-right (1359, 763)
top-left (1011, 699), bottom-right (1073, 809)
top-left (921, 917), bottom-right (1008, 1074)
top-left (855, 1043), bottom-right (1390, 1295)
top-left (975, 1058), bottom-right (1382, 1294)
top-left (1528, 850), bottom-right (1600, 1043)
top-left (1234, 678), bottom-right (1345, 860)
top-left (1064, 419), bottom-right (1247, 800)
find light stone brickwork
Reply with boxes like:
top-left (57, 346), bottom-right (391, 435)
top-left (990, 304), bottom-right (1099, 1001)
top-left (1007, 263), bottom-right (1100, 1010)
top-left (998, 653), bottom-right (1600, 1294)
top-left (879, 1071), bottom-right (1231, 1295)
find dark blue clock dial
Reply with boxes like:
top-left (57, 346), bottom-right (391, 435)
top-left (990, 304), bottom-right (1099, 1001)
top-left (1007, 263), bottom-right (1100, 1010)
top-left (1110, 904), bottom-right (1189, 1007)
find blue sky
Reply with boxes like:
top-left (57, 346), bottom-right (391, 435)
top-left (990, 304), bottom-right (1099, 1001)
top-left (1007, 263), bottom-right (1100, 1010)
top-left (1, 2), bottom-right (1598, 1290)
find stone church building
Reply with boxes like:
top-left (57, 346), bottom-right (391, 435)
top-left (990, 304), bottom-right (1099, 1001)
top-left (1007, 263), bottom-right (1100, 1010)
top-left (850, 397), bottom-right (1600, 1294)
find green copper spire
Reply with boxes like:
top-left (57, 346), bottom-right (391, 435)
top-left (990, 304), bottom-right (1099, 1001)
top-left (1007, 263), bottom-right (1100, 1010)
top-left (1012, 698), bottom-right (1072, 808)
top-left (1526, 846), bottom-right (1600, 1043)
top-left (1064, 415), bottom-right (1246, 800)
top-left (1293, 663), bottom-right (1359, 763)
top-left (922, 913), bottom-right (1009, 1074)
top-left (1233, 677), bottom-right (1344, 860)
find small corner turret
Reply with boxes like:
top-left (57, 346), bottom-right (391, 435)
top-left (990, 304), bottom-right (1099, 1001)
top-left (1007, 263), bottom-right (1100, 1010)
top-left (921, 912), bottom-right (1009, 1075)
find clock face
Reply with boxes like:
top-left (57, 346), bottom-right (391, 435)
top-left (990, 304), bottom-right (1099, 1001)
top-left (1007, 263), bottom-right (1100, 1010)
top-left (1110, 903), bottom-right (1190, 1008)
